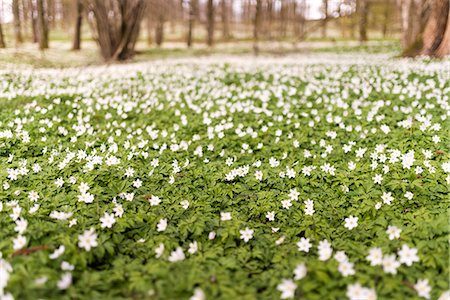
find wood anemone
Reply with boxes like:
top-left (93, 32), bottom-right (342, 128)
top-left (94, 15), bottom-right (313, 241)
top-left (84, 0), bottom-right (147, 61)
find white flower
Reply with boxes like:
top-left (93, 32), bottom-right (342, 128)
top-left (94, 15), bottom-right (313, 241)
top-left (78, 228), bottom-right (98, 251)
top-left (55, 177), bottom-right (64, 188)
top-left (381, 192), bottom-right (394, 205)
top-left (404, 191), bottom-right (414, 200)
top-left (346, 283), bottom-right (377, 300)
top-left (382, 254), bottom-right (400, 274)
top-left (13, 235), bottom-right (27, 250)
top-left (240, 227), bottom-right (254, 243)
top-left (293, 263), bottom-right (307, 280)
top-left (338, 260), bottom-right (355, 277)
top-left (61, 261), bottom-right (75, 271)
top-left (304, 199), bottom-right (314, 216)
top-left (188, 241), bottom-right (198, 254)
top-left (366, 247), bottom-right (383, 266)
top-left (155, 243), bottom-right (164, 258)
top-left (398, 244), bottom-right (419, 266)
top-left (78, 182), bottom-right (89, 194)
top-left (149, 195), bottom-right (161, 206)
top-left (180, 200), bottom-right (190, 209)
top-left (14, 218), bottom-right (28, 234)
top-left (438, 290), bottom-right (450, 300)
top-left (318, 240), bottom-right (333, 261)
top-left (100, 212), bottom-right (116, 228)
top-left (266, 211), bottom-right (275, 221)
top-left (281, 199), bottom-right (292, 209)
top-left (414, 279), bottom-right (431, 299)
top-left (49, 245), bottom-right (65, 259)
top-left (157, 218), bottom-right (168, 232)
top-left (277, 279), bottom-right (297, 299)
top-left (132, 179), bottom-right (142, 188)
top-left (57, 273), bottom-right (72, 290)
top-left (297, 237), bottom-right (312, 253)
top-left (78, 192), bottom-right (94, 204)
top-left (344, 216), bottom-right (358, 230)
top-left (372, 174), bottom-right (383, 184)
top-left (168, 247), bottom-right (185, 262)
top-left (28, 191), bottom-right (39, 202)
top-left (220, 212), bottom-right (232, 221)
top-left (386, 225), bottom-right (401, 240)
top-left (255, 170), bottom-right (263, 181)
top-left (190, 288), bottom-right (205, 300)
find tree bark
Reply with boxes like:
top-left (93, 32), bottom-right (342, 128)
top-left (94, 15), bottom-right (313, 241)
top-left (13, 0), bottom-right (23, 44)
top-left (421, 0), bottom-right (449, 56)
top-left (206, 0), bottom-right (214, 46)
top-left (72, 0), bottom-right (83, 50)
top-left (36, 0), bottom-right (49, 49)
top-left (155, 14), bottom-right (164, 47)
top-left (84, 0), bottom-right (147, 61)
top-left (187, 0), bottom-right (196, 47)
top-left (400, 0), bottom-right (450, 58)
top-left (221, 0), bottom-right (230, 40)
top-left (0, 18), bottom-right (5, 48)
top-left (322, 0), bottom-right (328, 38)
top-left (359, 0), bottom-right (369, 42)
top-left (435, 10), bottom-right (450, 57)
top-left (253, 0), bottom-right (262, 55)
top-left (28, 0), bottom-right (37, 43)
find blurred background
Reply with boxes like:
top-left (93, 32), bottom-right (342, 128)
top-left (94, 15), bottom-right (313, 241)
top-left (0, 0), bottom-right (448, 67)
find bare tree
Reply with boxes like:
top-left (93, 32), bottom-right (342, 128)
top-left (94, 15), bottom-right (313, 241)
top-left (321, 0), bottom-right (328, 38)
top-left (13, 0), bottom-right (23, 44)
top-left (72, 0), bottom-right (83, 50)
top-left (221, 0), bottom-right (230, 40)
top-left (359, 0), bottom-right (369, 42)
top-left (154, 0), bottom-right (166, 47)
top-left (206, 0), bottom-right (214, 46)
top-left (253, 0), bottom-right (262, 55)
top-left (84, 0), bottom-right (147, 61)
top-left (28, 0), bottom-right (38, 43)
top-left (0, 15), bottom-right (5, 48)
top-left (36, 0), bottom-right (49, 49)
top-left (187, 0), bottom-right (197, 47)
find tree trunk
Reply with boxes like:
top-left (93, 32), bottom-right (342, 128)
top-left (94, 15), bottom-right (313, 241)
top-left (359, 0), bottom-right (369, 42)
top-left (28, 0), bottom-right (37, 43)
top-left (146, 16), bottom-right (152, 45)
top-left (400, 0), bottom-right (450, 58)
top-left (253, 0), bottom-right (262, 55)
top-left (421, 0), bottom-right (449, 56)
top-left (382, 0), bottom-right (390, 37)
top-left (435, 10), bottom-right (450, 57)
top-left (221, 0), bottom-right (230, 40)
top-left (36, 0), bottom-right (49, 49)
top-left (72, 0), bottom-right (83, 50)
top-left (206, 0), bottom-right (214, 46)
top-left (398, 0), bottom-right (425, 49)
top-left (84, 0), bottom-right (147, 61)
top-left (155, 15), bottom-right (164, 47)
top-left (0, 19), bottom-right (5, 48)
top-left (266, 0), bottom-right (273, 38)
top-left (322, 0), bottom-right (328, 38)
top-left (187, 0), bottom-right (196, 47)
top-left (13, 0), bottom-right (23, 44)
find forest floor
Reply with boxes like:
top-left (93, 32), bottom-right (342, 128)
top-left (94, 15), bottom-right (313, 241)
top-left (0, 53), bottom-right (448, 299)
top-left (0, 39), bottom-right (401, 68)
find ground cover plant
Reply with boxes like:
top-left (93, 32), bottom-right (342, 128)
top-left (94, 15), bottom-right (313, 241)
top-left (0, 54), bottom-right (449, 300)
